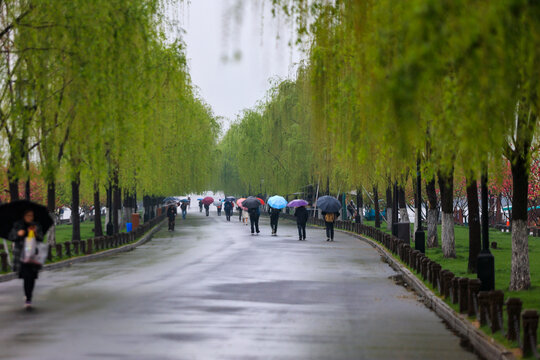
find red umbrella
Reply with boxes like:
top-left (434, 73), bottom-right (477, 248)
top-left (202, 196), bottom-right (214, 205)
top-left (257, 197), bottom-right (265, 205)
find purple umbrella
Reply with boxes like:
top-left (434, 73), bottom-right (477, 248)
top-left (287, 199), bottom-right (309, 208)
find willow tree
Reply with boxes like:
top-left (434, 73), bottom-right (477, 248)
top-left (379, 0), bottom-right (540, 289)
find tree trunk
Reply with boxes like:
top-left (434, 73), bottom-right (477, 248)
top-left (47, 181), bottom-right (57, 246)
top-left (509, 151), bottom-right (531, 290)
top-left (9, 178), bottom-right (19, 201)
top-left (356, 188), bottom-right (363, 224)
top-left (47, 181), bottom-right (56, 213)
top-left (25, 179), bottom-right (30, 200)
top-left (413, 177), bottom-right (419, 232)
top-left (123, 192), bottom-right (133, 226)
top-left (398, 186), bottom-right (410, 222)
top-left (438, 170), bottom-right (456, 258)
top-left (496, 193), bottom-right (502, 224)
top-left (94, 183), bottom-right (103, 237)
top-left (386, 186), bottom-right (392, 231)
top-left (113, 174), bottom-right (120, 234)
top-left (71, 173), bottom-right (81, 241)
top-left (24, 155), bottom-right (31, 200)
top-left (466, 178), bottom-right (481, 273)
top-left (426, 178), bottom-right (439, 248)
top-left (373, 186), bottom-right (381, 228)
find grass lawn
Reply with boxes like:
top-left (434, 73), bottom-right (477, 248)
top-left (363, 219), bottom-right (540, 354)
top-left (53, 218), bottom-right (106, 245)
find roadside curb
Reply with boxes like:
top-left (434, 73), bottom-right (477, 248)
top-left (0, 219), bottom-right (166, 283)
top-left (333, 227), bottom-right (515, 360)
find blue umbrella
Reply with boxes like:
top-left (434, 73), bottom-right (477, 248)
top-left (224, 196), bottom-right (236, 202)
top-left (267, 195), bottom-right (287, 209)
top-left (316, 195), bottom-right (341, 212)
top-left (179, 199), bottom-right (189, 203)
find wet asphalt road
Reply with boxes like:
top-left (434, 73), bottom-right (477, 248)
top-left (0, 210), bottom-right (478, 360)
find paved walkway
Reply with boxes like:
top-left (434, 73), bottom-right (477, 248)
top-left (0, 210), bottom-right (478, 359)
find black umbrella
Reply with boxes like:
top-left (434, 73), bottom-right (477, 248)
top-left (242, 196), bottom-right (263, 209)
top-left (224, 196), bottom-right (236, 202)
top-left (0, 200), bottom-right (54, 240)
top-left (316, 195), bottom-right (341, 213)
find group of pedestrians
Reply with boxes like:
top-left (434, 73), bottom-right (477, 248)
top-left (231, 200), bottom-right (339, 242)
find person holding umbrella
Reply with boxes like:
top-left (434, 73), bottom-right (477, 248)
top-left (267, 195), bottom-right (287, 236)
top-left (269, 207), bottom-right (281, 235)
top-left (199, 200), bottom-right (203, 213)
top-left (322, 211), bottom-right (339, 241)
top-left (295, 206), bottom-right (309, 240)
top-left (243, 197), bottom-right (263, 234)
top-left (248, 206), bottom-right (260, 234)
top-left (237, 205), bottom-right (243, 222)
top-left (180, 201), bottom-right (188, 220)
top-left (2, 201), bottom-right (53, 309)
top-left (224, 200), bottom-right (233, 221)
top-left (216, 200), bottom-right (222, 216)
top-left (316, 195), bottom-right (341, 242)
top-left (288, 199), bottom-right (310, 241)
top-left (167, 204), bottom-right (177, 231)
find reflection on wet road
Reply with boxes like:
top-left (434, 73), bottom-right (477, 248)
top-left (0, 211), bottom-right (479, 359)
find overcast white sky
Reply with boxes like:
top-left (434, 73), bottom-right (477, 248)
top-left (168, 0), bottom-right (303, 128)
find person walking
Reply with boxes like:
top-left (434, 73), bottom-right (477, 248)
top-left (241, 207), bottom-right (249, 225)
top-left (8, 210), bottom-right (44, 309)
top-left (224, 201), bottom-right (233, 221)
top-left (269, 207), bottom-right (281, 235)
top-left (180, 202), bottom-right (188, 220)
top-left (167, 204), bottom-right (177, 231)
top-left (199, 200), bottom-right (203, 213)
top-left (204, 203), bottom-right (210, 216)
top-left (248, 206), bottom-right (260, 234)
top-left (217, 202), bottom-right (222, 216)
top-left (322, 210), bottom-right (339, 241)
top-left (237, 205), bottom-right (243, 222)
top-left (294, 205), bottom-right (309, 241)
top-left (347, 200), bottom-right (356, 219)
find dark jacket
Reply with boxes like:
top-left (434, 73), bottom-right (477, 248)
top-left (8, 220), bottom-right (44, 273)
top-left (224, 201), bottom-right (233, 211)
top-left (167, 206), bottom-right (177, 218)
top-left (294, 206), bottom-right (309, 224)
top-left (269, 207), bottom-right (281, 217)
top-left (180, 203), bottom-right (188, 211)
top-left (248, 207), bottom-right (260, 217)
